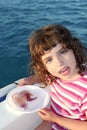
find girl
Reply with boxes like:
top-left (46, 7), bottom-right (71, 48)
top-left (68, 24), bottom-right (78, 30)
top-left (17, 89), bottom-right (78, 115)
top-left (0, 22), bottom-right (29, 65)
top-left (19, 24), bottom-right (87, 130)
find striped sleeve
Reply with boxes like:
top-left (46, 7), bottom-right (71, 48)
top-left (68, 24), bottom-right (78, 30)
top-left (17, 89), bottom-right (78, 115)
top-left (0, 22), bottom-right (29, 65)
top-left (80, 93), bottom-right (87, 112)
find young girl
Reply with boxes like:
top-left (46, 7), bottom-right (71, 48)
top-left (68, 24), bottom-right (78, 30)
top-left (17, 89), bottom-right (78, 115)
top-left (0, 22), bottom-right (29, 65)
top-left (18, 24), bottom-right (87, 130)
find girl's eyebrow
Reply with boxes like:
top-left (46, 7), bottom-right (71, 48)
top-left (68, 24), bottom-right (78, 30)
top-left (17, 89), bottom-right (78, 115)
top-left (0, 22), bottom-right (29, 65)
top-left (43, 56), bottom-right (52, 62)
top-left (42, 45), bottom-right (63, 62)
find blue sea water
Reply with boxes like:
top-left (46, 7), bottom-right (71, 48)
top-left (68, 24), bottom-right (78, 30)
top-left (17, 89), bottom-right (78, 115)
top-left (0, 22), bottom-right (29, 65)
top-left (0, 0), bottom-right (87, 88)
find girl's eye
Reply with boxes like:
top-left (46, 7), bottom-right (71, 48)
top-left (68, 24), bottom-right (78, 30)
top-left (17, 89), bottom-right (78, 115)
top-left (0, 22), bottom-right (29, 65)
top-left (60, 48), bottom-right (67, 54)
top-left (46, 57), bottom-right (52, 64)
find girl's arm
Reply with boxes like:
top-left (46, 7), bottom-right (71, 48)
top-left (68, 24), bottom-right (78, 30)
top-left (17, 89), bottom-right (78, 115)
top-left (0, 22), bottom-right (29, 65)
top-left (38, 109), bottom-right (87, 130)
top-left (18, 75), bottom-right (41, 86)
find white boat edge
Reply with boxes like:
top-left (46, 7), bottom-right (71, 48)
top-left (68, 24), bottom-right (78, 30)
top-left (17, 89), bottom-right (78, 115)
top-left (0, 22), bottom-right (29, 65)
top-left (0, 79), bottom-right (50, 130)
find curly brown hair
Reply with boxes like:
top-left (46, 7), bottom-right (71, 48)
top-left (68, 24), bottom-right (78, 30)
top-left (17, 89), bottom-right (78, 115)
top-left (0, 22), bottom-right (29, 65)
top-left (28, 24), bottom-right (87, 85)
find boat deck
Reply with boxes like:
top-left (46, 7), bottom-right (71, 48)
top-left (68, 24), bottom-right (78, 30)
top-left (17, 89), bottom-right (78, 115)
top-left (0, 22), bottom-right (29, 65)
top-left (0, 82), bottom-right (50, 130)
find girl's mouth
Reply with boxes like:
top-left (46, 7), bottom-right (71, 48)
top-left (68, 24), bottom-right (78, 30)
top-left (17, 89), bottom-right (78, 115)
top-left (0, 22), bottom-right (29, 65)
top-left (59, 67), bottom-right (70, 76)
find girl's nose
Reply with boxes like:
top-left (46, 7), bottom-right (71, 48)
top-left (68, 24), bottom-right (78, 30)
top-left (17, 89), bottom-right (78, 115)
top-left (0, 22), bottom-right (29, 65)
top-left (55, 56), bottom-right (63, 66)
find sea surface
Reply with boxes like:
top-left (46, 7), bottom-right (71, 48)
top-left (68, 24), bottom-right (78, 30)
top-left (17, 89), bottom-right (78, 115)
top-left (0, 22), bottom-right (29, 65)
top-left (0, 0), bottom-right (87, 88)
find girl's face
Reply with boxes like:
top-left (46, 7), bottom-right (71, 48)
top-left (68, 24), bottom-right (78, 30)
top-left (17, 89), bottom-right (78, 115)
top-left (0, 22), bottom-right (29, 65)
top-left (41, 44), bottom-right (80, 81)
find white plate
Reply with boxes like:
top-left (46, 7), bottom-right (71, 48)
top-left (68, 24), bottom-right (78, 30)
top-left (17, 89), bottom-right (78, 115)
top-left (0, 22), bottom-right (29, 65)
top-left (6, 85), bottom-right (50, 113)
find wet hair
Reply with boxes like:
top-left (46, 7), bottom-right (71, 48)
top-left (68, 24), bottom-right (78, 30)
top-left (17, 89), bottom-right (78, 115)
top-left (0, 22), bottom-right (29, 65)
top-left (28, 24), bottom-right (87, 85)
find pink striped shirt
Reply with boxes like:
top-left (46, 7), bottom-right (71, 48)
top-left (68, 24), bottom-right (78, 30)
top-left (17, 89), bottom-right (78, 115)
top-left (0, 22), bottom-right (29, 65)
top-left (50, 74), bottom-right (87, 130)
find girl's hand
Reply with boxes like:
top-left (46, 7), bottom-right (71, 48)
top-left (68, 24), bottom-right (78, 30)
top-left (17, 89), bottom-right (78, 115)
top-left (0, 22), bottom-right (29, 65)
top-left (18, 75), bottom-right (41, 86)
top-left (38, 109), bottom-right (57, 122)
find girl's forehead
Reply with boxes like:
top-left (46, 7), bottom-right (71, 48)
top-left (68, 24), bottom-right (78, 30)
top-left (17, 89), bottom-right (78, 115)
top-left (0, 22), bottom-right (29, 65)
top-left (41, 44), bottom-right (62, 59)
